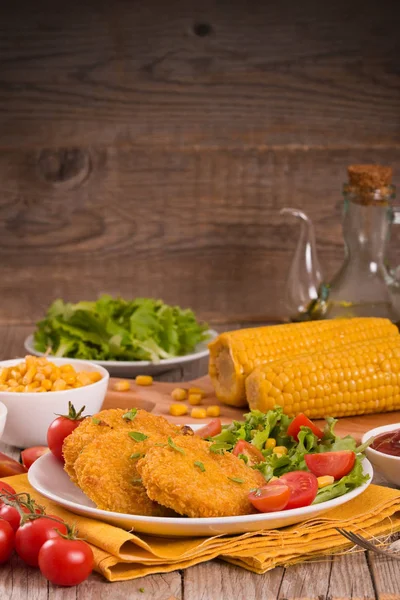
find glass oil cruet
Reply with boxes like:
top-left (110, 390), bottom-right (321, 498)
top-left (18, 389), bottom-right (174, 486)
top-left (282, 164), bottom-right (400, 322)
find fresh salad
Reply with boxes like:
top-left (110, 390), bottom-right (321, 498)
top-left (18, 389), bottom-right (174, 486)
top-left (201, 408), bottom-right (371, 513)
top-left (33, 295), bottom-right (209, 362)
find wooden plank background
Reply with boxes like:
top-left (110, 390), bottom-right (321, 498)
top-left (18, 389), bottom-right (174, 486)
top-left (0, 0), bottom-right (399, 324)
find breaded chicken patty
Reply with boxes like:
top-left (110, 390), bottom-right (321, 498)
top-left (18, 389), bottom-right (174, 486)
top-left (74, 428), bottom-right (177, 516)
top-left (63, 408), bottom-right (181, 483)
top-left (136, 435), bottom-right (265, 517)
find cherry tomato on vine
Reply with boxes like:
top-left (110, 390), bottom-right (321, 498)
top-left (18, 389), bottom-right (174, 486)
top-left (47, 402), bottom-right (86, 463)
top-left (0, 504), bottom-right (21, 532)
top-left (39, 536), bottom-right (94, 587)
top-left (21, 446), bottom-right (49, 469)
top-left (287, 414), bottom-right (324, 441)
top-left (15, 516), bottom-right (68, 567)
top-left (0, 519), bottom-right (14, 564)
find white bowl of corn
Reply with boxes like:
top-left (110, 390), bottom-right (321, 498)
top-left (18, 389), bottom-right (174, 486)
top-left (0, 356), bottom-right (109, 448)
top-left (0, 401), bottom-right (7, 440)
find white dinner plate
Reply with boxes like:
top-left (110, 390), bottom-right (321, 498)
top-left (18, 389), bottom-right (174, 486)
top-left (24, 330), bottom-right (218, 377)
top-left (28, 453), bottom-right (373, 538)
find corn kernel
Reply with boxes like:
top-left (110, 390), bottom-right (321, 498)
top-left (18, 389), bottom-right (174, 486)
top-left (0, 368), bottom-right (9, 383)
top-left (317, 475), bottom-right (335, 489)
top-left (60, 364), bottom-right (74, 373)
top-left (190, 407), bottom-right (207, 419)
top-left (52, 379), bottom-right (67, 391)
top-left (206, 405), bottom-right (220, 417)
top-left (188, 393), bottom-right (202, 406)
top-left (114, 379), bottom-right (131, 392)
top-left (42, 379), bottom-right (52, 391)
top-left (23, 366), bottom-right (36, 385)
top-left (189, 387), bottom-right (206, 398)
top-left (265, 438), bottom-right (276, 450)
top-left (135, 375), bottom-right (153, 386)
top-left (0, 384), bottom-right (7, 391)
top-left (169, 403), bottom-right (188, 417)
top-left (273, 446), bottom-right (288, 456)
top-left (171, 388), bottom-right (187, 402)
top-left (88, 372), bottom-right (102, 383)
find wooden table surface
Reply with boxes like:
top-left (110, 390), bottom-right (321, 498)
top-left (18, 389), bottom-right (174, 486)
top-left (1, 323), bottom-right (399, 600)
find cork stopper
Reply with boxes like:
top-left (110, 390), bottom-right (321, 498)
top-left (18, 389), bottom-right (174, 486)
top-left (345, 164), bottom-right (394, 205)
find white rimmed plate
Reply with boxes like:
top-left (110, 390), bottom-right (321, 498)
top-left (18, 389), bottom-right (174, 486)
top-left (28, 453), bottom-right (373, 538)
top-left (24, 330), bottom-right (218, 377)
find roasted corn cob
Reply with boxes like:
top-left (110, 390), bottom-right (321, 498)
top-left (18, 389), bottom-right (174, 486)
top-left (208, 318), bottom-right (398, 406)
top-left (245, 336), bottom-right (400, 418)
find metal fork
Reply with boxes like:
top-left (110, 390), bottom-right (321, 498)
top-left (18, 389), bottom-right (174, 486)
top-left (335, 528), bottom-right (400, 561)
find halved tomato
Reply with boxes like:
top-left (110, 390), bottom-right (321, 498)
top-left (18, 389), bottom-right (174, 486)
top-left (232, 440), bottom-right (264, 466)
top-left (194, 418), bottom-right (222, 439)
top-left (305, 451), bottom-right (355, 480)
top-left (248, 482), bottom-right (291, 513)
top-left (21, 446), bottom-right (49, 470)
top-left (278, 471), bottom-right (318, 509)
top-left (287, 414), bottom-right (324, 441)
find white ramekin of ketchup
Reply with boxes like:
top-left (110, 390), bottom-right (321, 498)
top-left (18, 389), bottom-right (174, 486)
top-left (362, 423), bottom-right (400, 488)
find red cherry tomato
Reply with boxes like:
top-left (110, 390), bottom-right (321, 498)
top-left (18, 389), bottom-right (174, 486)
top-left (278, 471), bottom-right (318, 509)
top-left (47, 402), bottom-right (86, 463)
top-left (21, 446), bottom-right (49, 469)
top-left (0, 504), bottom-right (21, 532)
top-left (15, 516), bottom-right (68, 567)
top-left (287, 414), bottom-right (324, 441)
top-left (305, 450), bottom-right (356, 480)
top-left (0, 481), bottom-right (16, 504)
top-left (0, 452), bottom-right (27, 477)
top-left (194, 418), bottom-right (222, 439)
top-left (232, 440), bottom-right (264, 466)
top-left (248, 482), bottom-right (291, 513)
top-left (39, 536), bottom-right (94, 587)
top-left (0, 518), bottom-right (15, 564)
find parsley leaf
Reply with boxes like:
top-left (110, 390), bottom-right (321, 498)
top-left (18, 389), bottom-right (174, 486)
top-left (129, 432), bottom-right (148, 442)
top-left (209, 442), bottom-right (232, 454)
top-left (194, 461), bottom-right (205, 472)
top-left (92, 417), bottom-right (101, 425)
top-left (228, 477), bottom-right (244, 484)
top-left (168, 437), bottom-right (185, 454)
top-left (123, 408), bottom-right (138, 421)
top-left (130, 452), bottom-right (143, 459)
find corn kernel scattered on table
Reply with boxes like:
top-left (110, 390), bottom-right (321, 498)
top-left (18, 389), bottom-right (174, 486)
top-left (188, 387), bottom-right (206, 398)
top-left (206, 405), bottom-right (220, 417)
top-left (171, 388), bottom-right (187, 401)
top-left (135, 375), bottom-right (153, 386)
top-left (169, 403), bottom-right (188, 417)
top-left (188, 393), bottom-right (202, 406)
top-left (113, 379), bottom-right (131, 392)
top-left (0, 356), bottom-right (102, 393)
top-left (190, 407), bottom-right (207, 419)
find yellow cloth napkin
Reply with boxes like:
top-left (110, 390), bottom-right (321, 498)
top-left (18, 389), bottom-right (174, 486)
top-left (3, 474), bottom-right (400, 581)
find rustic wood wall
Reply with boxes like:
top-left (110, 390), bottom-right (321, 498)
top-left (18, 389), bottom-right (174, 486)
top-left (0, 0), bottom-right (399, 325)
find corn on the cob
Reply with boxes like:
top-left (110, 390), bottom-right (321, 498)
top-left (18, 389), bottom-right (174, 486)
top-left (208, 318), bottom-right (398, 406)
top-left (245, 336), bottom-right (400, 418)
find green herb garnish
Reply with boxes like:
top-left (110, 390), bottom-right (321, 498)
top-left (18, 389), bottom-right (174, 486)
top-left (154, 442), bottom-right (167, 448)
top-left (129, 432), bottom-right (149, 442)
top-left (228, 477), bottom-right (244, 484)
top-left (130, 452), bottom-right (144, 460)
top-left (168, 437), bottom-right (185, 454)
top-left (131, 478), bottom-right (142, 485)
top-left (209, 442), bottom-right (232, 454)
top-left (123, 408), bottom-right (138, 421)
top-left (139, 588), bottom-right (145, 594)
top-left (92, 418), bottom-right (101, 425)
top-left (194, 461), bottom-right (205, 472)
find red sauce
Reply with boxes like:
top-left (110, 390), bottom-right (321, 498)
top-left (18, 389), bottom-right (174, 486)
top-left (371, 429), bottom-right (400, 457)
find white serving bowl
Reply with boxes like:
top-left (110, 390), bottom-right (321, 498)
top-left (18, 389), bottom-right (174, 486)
top-left (0, 401), bottom-right (7, 440)
top-left (362, 423), bottom-right (400, 488)
top-left (0, 358), bottom-right (109, 448)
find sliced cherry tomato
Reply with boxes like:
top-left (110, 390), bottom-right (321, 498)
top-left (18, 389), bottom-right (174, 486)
top-left (279, 471), bottom-right (318, 509)
top-left (232, 440), bottom-right (264, 466)
top-left (0, 481), bottom-right (16, 504)
top-left (287, 414), bottom-right (324, 441)
top-left (194, 418), bottom-right (222, 439)
top-left (305, 451), bottom-right (356, 480)
top-left (248, 482), bottom-right (291, 513)
top-left (47, 402), bottom-right (86, 463)
top-left (39, 536), bottom-right (94, 586)
top-left (0, 452), bottom-right (27, 477)
top-left (0, 518), bottom-right (15, 564)
top-left (15, 516), bottom-right (68, 567)
top-left (21, 446), bottom-right (49, 469)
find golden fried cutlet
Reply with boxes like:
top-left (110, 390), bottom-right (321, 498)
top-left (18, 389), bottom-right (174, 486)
top-left (136, 435), bottom-right (266, 517)
top-left (63, 408), bottom-right (181, 483)
top-left (73, 428), bottom-right (177, 516)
